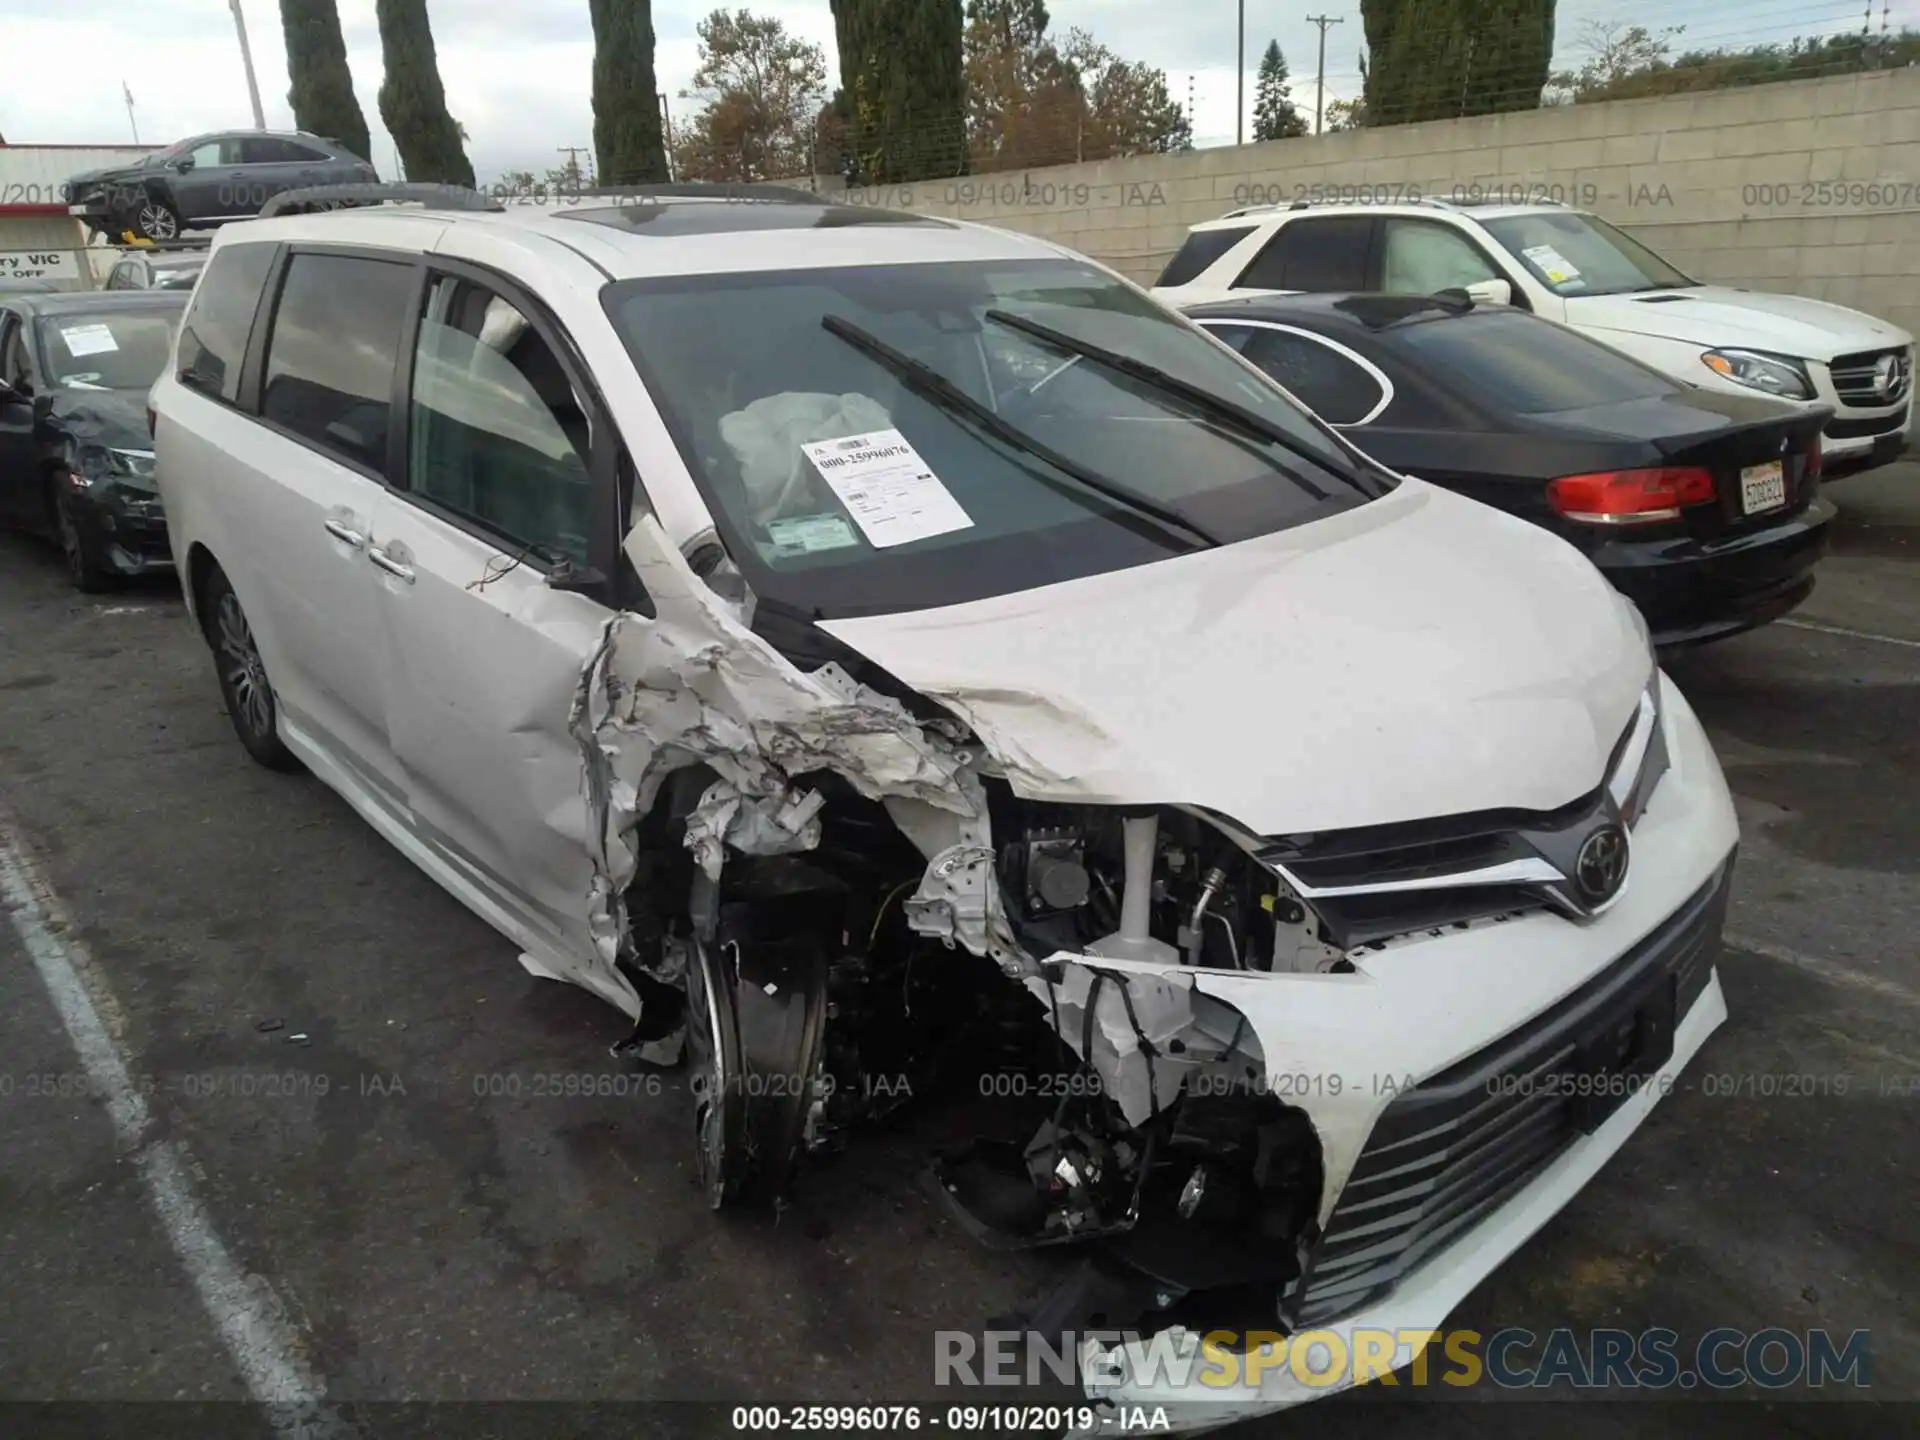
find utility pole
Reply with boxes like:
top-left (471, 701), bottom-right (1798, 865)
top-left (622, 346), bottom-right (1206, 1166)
top-left (1236, 1), bottom-right (1246, 145)
top-left (122, 81), bottom-right (139, 145)
top-left (229, 0), bottom-right (266, 129)
top-left (557, 145), bottom-right (592, 194)
top-left (659, 96), bottom-right (676, 181)
top-left (1306, 15), bottom-right (1344, 136)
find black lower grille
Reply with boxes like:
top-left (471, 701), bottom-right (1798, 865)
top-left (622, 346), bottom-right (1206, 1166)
top-left (1826, 405), bottom-right (1910, 440)
top-left (1282, 858), bottom-right (1733, 1327)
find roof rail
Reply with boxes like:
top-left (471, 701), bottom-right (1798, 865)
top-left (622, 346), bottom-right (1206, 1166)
top-left (258, 182), bottom-right (504, 217)
top-left (526, 181), bottom-right (827, 205)
top-left (1218, 193), bottom-right (1571, 221)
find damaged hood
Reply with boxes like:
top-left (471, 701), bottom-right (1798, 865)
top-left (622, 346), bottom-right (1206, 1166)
top-left (822, 480), bottom-right (1650, 836)
top-left (48, 389), bottom-right (150, 450)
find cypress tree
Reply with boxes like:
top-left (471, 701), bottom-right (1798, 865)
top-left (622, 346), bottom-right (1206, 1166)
top-left (374, 0), bottom-right (474, 186)
top-left (281, 0), bottom-right (373, 162)
top-left (589, 0), bottom-right (670, 186)
top-left (832, 0), bottom-right (968, 183)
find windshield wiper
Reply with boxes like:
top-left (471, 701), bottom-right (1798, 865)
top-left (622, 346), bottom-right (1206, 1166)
top-left (820, 314), bottom-right (1218, 551)
top-left (984, 309), bottom-right (1347, 500)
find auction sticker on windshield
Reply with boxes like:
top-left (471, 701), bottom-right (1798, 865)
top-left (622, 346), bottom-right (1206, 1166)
top-left (1522, 245), bottom-right (1583, 287)
top-left (801, 428), bottom-right (973, 548)
top-left (59, 323), bottom-right (119, 357)
top-left (766, 512), bottom-right (861, 557)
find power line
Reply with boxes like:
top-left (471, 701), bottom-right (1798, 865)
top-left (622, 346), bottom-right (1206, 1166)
top-left (1306, 14), bottom-right (1345, 135)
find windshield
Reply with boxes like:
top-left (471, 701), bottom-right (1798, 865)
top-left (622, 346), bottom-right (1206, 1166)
top-left (35, 310), bottom-right (181, 390)
top-left (603, 257), bottom-right (1391, 618)
top-left (1482, 212), bottom-right (1694, 298)
top-left (1392, 310), bottom-right (1676, 414)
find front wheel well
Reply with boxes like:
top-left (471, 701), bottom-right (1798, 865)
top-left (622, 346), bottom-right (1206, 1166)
top-left (186, 544), bottom-right (221, 639)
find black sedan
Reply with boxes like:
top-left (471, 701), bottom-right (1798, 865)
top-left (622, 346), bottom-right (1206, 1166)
top-left (1184, 292), bottom-right (1835, 649)
top-left (0, 290), bottom-right (185, 591)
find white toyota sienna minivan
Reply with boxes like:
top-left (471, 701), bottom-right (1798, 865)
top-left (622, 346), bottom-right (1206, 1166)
top-left (151, 183), bottom-right (1739, 1433)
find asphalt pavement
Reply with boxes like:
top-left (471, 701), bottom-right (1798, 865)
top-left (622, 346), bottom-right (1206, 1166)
top-left (2, 462), bottom-right (1916, 1438)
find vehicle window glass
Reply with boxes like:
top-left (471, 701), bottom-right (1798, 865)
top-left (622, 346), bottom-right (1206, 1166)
top-left (187, 140), bottom-right (225, 168)
top-left (1, 318), bottom-right (29, 388)
top-left (106, 264), bottom-right (132, 289)
top-left (176, 241), bottom-right (277, 403)
top-left (1236, 217), bottom-right (1371, 292)
top-left (289, 142), bottom-right (332, 162)
top-left (1217, 326), bottom-right (1383, 426)
top-left (261, 252), bottom-right (413, 470)
top-left (1156, 226), bottom-right (1257, 288)
top-left (36, 309), bottom-right (182, 391)
top-left (1482, 212), bottom-right (1693, 298)
top-left (1380, 220), bottom-right (1501, 295)
top-left (603, 257), bottom-right (1390, 619)
top-left (1394, 310), bottom-right (1674, 413)
top-left (407, 276), bottom-right (593, 561)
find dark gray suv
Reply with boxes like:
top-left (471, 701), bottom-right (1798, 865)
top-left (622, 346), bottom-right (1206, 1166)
top-left (65, 132), bottom-right (378, 242)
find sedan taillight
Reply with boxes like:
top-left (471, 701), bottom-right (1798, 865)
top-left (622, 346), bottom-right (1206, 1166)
top-left (1547, 467), bottom-right (1716, 524)
top-left (1806, 437), bottom-right (1823, 480)
top-left (146, 405), bottom-right (156, 439)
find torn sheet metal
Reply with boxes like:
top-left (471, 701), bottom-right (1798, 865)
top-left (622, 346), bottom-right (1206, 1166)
top-left (1024, 964), bottom-right (1267, 1127)
top-left (572, 517), bottom-right (994, 980)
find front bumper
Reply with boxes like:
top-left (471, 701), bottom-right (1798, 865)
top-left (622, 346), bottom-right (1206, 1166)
top-left (1591, 495), bottom-right (1835, 650)
top-left (69, 488), bottom-right (174, 575)
top-left (1066, 674), bottom-right (1737, 1433)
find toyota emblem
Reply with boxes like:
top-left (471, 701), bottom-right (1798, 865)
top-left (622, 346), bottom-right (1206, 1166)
top-left (1574, 824), bottom-right (1630, 906)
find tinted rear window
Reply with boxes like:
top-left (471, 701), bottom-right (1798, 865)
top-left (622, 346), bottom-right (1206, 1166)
top-left (261, 253), bottom-right (415, 472)
top-left (1391, 310), bottom-right (1675, 414)
top-left (1156, 226), bottom-right (1256, 288)
top-left (1237, 216), bottom-right (1372, 292)
top-left (176, 241), bottom-right (276, 403)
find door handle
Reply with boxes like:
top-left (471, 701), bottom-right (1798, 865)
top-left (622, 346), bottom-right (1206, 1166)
top-left (368, 544), bottom-right (415, 583)
top-left (324, 518), bottom-right (366, 548)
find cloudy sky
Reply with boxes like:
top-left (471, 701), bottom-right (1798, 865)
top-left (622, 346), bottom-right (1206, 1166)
top-left (2, 0), bottom-right (1899, 179)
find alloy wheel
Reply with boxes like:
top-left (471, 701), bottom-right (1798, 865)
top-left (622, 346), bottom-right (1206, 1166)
top-left (216, 590), bottom-right (273, 742)
top-left (137, 202), bottom-right (177, 241)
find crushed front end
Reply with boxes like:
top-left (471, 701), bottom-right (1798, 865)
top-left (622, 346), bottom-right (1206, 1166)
top-left (569, 518), bottom-right (1736, 1433)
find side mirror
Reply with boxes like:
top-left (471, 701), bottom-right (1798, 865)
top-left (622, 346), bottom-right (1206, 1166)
top-left (173, 157), bottom-right (195, 173)
top-left (1464, 278), bottom-right (1513, 306)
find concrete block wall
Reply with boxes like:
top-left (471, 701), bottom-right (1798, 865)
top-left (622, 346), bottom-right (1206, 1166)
top-left (813, 68), bottom-right (1920, 338)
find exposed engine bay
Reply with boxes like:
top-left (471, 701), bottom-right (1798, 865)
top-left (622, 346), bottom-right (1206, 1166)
top-left (566, 517), bottom-right (1359, 1342)
top-left (561, 511), bottom-right (1675, 1365)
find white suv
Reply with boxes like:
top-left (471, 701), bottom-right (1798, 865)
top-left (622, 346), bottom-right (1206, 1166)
top-left (153, 183), bottom-right (1736, 1429)
top-left (1151, 200), bottom-right (1913, 475)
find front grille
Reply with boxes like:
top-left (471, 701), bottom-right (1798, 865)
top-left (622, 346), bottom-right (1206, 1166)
top-left (1826, 405), bottom-right (1910, 440)
top-left (1258, 691), bottom-right (1666, 949)
top-left (1281, 859), bottom-right (1732, 1328)
top-left (1829, 347), bottom-right (1912, 409)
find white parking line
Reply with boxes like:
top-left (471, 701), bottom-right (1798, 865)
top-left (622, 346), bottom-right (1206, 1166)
top-left (1725, 929), bottom-right (1920, 1012)
top-left (1779, 618), bottom-right (1920, 650)
top-left (0, 804), bottom-right (351, 1437)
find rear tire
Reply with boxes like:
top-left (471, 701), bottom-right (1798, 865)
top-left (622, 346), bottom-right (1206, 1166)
top-left (202, 566), bottom-right (299, 772)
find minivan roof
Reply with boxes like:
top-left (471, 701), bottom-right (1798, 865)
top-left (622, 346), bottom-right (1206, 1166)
top-left (211, 194), bottom-right (1064, 281)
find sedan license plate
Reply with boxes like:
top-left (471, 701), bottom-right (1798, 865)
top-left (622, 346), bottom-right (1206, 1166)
top-left (1740, 459), bottom-right (1786, 515)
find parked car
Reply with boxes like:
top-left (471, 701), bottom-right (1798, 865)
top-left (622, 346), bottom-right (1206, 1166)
top-left (153, 184), bottom-right (1738, 1426)
top-left (1151, 200), bottom-right (1913, 476)
top-left (103, 248), bottom-right (207, 292)
top-left (1183, 291), bottom-right (1835, 648)
top-left (64, 131), bottom-right (378, 243)
top-left (0, 290), bottom-right (185, 589)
